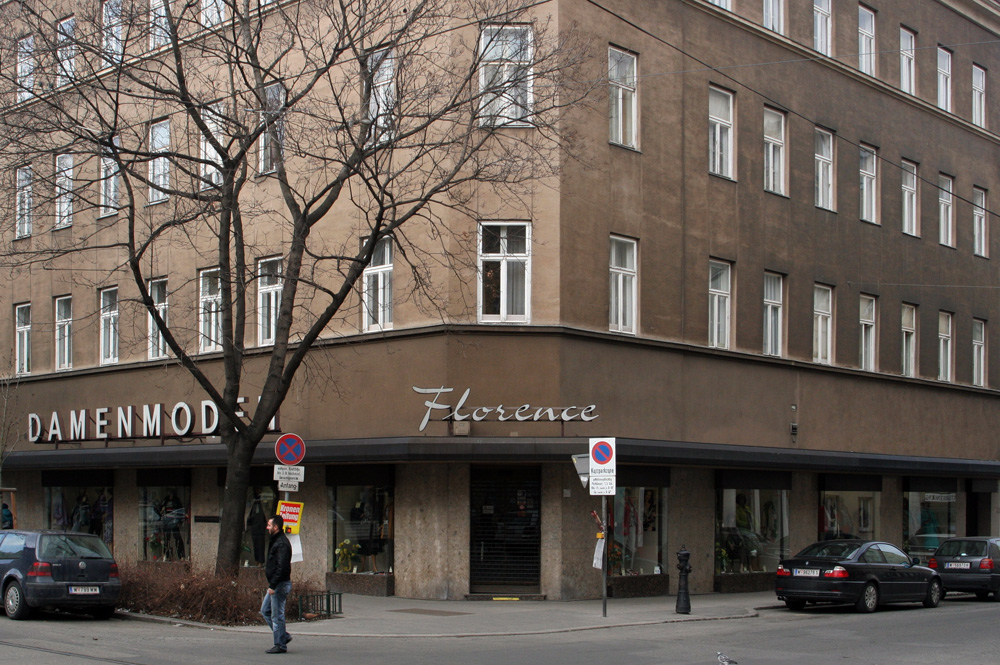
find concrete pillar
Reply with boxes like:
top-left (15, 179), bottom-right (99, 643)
top-left (789, 472), bottom-right (818, 556)
top-left (881, 476), bottom-right (903, 546)
top-left (667, 467), bottom-right (716, 595)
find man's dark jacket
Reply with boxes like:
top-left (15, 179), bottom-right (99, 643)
top-left (265, 531), bottom-right (292, 589)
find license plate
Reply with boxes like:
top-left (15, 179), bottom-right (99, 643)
top-left (945, 562), bottom-right (971, 569)
top-left (793, 568), bottom-right (820, 577)
top-left (69, 586), bottom-right (100, 595)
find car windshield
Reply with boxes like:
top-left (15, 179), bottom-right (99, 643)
top-left (795, 542), bottom-right (862, 559)
top-left (39, 533), bottom-right (113, 559)
top-left (937, 540), bottom-right (987, 557)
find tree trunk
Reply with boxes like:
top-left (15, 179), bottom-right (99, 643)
top-left (215, 430), bottom-right (256, 576)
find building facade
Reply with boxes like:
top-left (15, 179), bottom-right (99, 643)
top-left (4, 0), bottom-right (1000, 600)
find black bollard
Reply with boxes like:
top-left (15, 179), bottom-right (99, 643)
top-left (675, 545), bottom-right (692, 614)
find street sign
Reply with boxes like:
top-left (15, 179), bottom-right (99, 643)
top-left (275, 433), bottom-right (306, 466)
top-left (589, 437), bottom-right (616, 496)
top-left (278, 480), bottom-right (299, 492)
top-left (273, 465), bottom-right (305, 482)
top-left (277, 500), bottom-right (304, 535)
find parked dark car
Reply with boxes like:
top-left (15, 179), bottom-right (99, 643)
top-left (775, 539), bottom-right (942, 612)
top-left (928, 536), bottom-right (1000, 600)
top-left (0, 530), bottom-right (120, 620)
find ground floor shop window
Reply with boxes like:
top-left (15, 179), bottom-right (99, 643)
top-left (819, 491), bottom-right (880, 540)
top-left (904, 490), bottom-right (956, 559)
top-left (241, 486), bottom-right (278, 567)
top-left (608, 487), bottom-right (666, 575)
top-left (140, 486), bottom-right (190, 561)
top-left (330, 484), bottom-right (394, 573)
top-left (716, 488), bottom-right (788, 574)
top-left (45, 487), bottom-right (114, 548)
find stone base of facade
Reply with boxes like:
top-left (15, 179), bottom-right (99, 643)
top-left (607, 573), bottom-right (671, 598)
top-left (713, 572), bottom-right (773, 593)
top-left (327, 572), bottom-right (395, 596)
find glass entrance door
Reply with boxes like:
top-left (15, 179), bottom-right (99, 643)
top-left (470, 466), bottom-right (541, 593)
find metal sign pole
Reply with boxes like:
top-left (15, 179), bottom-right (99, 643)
top-left (602, 494), bottom-right (607, 618)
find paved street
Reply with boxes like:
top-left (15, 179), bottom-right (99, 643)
top-left (0, 593), bottom-right (997, 665)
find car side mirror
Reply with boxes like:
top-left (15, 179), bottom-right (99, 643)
top-left (910, 556), bottom-right (920, 566)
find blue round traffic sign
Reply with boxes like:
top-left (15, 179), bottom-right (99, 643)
top-left (591, 441), bottom-right (614, 465)
top-left (275, 433), bottom-right (306, 465)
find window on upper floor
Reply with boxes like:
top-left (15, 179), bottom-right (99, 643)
top-left (609, 236), bottom-right (637, 335)
top-left (57, 18), bottom-right (76, 86)
top-left (901, 160), bottom-right (918, 236)
top-left (813, 285), bottom-right (833, 364)
top-left (55, 154), bottom-right (74, 229)
top-left (15, 304), bottom-right (31, 376)
top-left (901, 303), bottom-right (916, 378)
top-left (100, 287), bottom-right (119, 365)
top-left (937, 48), bottom-right (952, 112)
top-left (859, 145), bottom-right (877, 224)
top-left (763, 272), bottom-right (783, 357)
top-left (899, 28), bottom-right (915, 95)
top-left (149, 120), bottom-right (170, 203)
top-left (257, 257), bottom-right (282, 346)
top-left (763, 108), bottom-right (785, 195)
top-left (55, 296), bottom-right (73, 371)
top-left (709, 87), bottom-right (734, 179)
top-left (708, 0), bottom-right (731, 9)
top-left (814, 0), bottom-right (831, 56)
top-left (200, 269), bottom-right (223, 352)
top-left (815, 128), bottom-right (835, 210)
top-left (858, 6), bottom-right (876, 76)
top-left (150, 0), bottom-right (169, 49)
top-left (479, 25), bottom-right (533, 127)
top-left (16, 165), bottom-right (32, 239)
top-left (609, 48), bottom-right (638, 149)
top-left (102, 0), bottom-right (123, 68)
top-left (363, 237), bottom-right (393, 332)
top-left (939, 175), bottom-right (954, 247)
top-left (202, 0), bottom-right (224, 28)
top-left (17, 36), bottom-right (35, 103)
top-left (763, 0), bottom-right (783, 34)
top-left (973, 65), bottom-right (987, 128)
top-left (148, 279), bottom-right (169, 360)
top-left (859, 295), bottom-right (877, 371)
top-left (938, 311), bottom-right (953, 381)
top-left (259, 83), bottom-right (286, 173)
top-left (479, 223), bottom-right (530, 323)
top-left (974, 187), bottom-right (988, 258)
top-left (367, 49), bottom-right (396, 143)
top-left (201, 104), bottom-right (224, 188)
top-left (100, 138), bottom-right (120, 218)
top-left (973, 319), bottom-right (987, 387)
top-left (709, 260), bottom-right (731, 349)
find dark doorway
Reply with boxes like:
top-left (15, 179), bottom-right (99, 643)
top-left (469, 466), bottom-right (541, 594)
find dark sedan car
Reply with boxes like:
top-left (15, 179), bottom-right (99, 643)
top-left (775, 539), bottom-right (941, 613)
top-left (928, 536), bottom-right (1000, 600)
top-left (1, 530), bottom-right (120, 620)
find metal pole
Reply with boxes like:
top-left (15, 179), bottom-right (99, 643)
top-left (602, 494), bottom-right (607, 618)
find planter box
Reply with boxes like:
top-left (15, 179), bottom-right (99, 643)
top-left (326, 572), bottom-right (394, 597)
top-left (713, 571), bottom-right (773, 593)
top-left (607, 573), bottom-right (671, 598)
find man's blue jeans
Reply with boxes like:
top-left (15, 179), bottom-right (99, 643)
top-left (260, 580), bottom-right (292, 649)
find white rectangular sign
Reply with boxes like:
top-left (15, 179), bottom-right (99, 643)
top-left (278, 480), bottom-right (300, 492)
top-left (588, 437), bottom-right (616, 496)
top-left (593, 539), bottom-right (606, 569)
top-left (274, 465), bottom-right (305, 482)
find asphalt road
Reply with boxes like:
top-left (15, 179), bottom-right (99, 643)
top-left (0, 595), bottom-right (997, 665)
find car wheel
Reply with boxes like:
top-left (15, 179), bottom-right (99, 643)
top-left (975, 591), bottom-right (990, 601)
top-left (923, 579), bottom-right (942, 608)
top-left (784, 599), bottom-right (806, 611)
top-left (855, 582), bottom-right (879, 613)
top-left (4, 581), bottom-right (31, 620)
top-left (92, 606), bottom-right (116, 620)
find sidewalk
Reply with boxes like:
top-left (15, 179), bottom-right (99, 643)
top-left (122, 591), bottom-right (783, 638)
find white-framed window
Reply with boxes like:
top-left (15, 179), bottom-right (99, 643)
top-left (199, 269), bottom-right (223, 352)
top-left (479, 223), bottom-right (530, 323)
top-left (974, 187), bottom-right (988, 257)
top-left (763, 108), bottom-right (785, 195)
top-left (202, 0), bottom-right (224, 27)
top-left (709, 260), bottom-right (731, 349)
top-left (938, 311), bottom-right (953, 381)
top-left (55, 154), bottom-right (73, 229)
top-left (150, 0), bottom-right (169, 49)
top-left (363, 237), bottom-right (393, 332)
top-left (901, 160), bottom-right (918, 236)
top-left (609, 236), bottom-right (637, 335)
top-left (763, 0), bottom-right (783, 34)
top-left (479, 25), bottom-right (533, 126)
top-left (148, 279), bottom-right (169, 360)
top-left (815, 128), bottom-right (835, 210)
top-left (55, 296), bottom-right (72, 371)
top-left (937, 48), bottom-right (952, 112)
top-left (709, 87), bottom-right (734, 178)
top-left (763, 272), bottom-right (782, 356)
top-left (257, 257), bottom-right (282, 346)
top-left (609, 47), bottom-right (638, 149)
top-left (859, 145), bottom-right (877, 223)
top-left (708, 0), bottom-right (730, 8)
top-left (17, 36), bottom-right (34, 103)
top-left (858, 6), bottom-right (876, 76)
top-left (973, 318), bottom-right (987, 387)
top-left (99, 287), bottom-right (119, 365)
top-left (100, 139), bottom-right (119, 217)
top-left (901, 303), bottom-right (916, 378)
top-left (973, 65), bottom-right (987, 128)
top-left (814, 0), bottom-right (831, 56)
top-left (102, 0), bottom-right (123, 68)
top-left (200, 104), bottom-right (224, 188)
top-left (939, 174), bottom-right (954, 247)
top-left (149, 120), bottom-right (170, 203)
top-left (16, 165), bottom-right (32, 239)
top-left (57, 18), bottom-right (76, 86)
top-left (367, 49), bottom-right (396, 142)
top-left (813, 285), bottom-right (833, 364)
top-left (859, 295), bottom-right (877, 371)
top-left (15, 304), bottom-right (31, 375)
top-left (259, 83), bottom-right (286, 173)
top-left (899, 28), bottom-right (915, 95)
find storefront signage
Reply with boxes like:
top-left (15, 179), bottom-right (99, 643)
top-left (26, 395), bottom-right (278, 443)
top-left (413, 386), bottom-right (599, 432)
top-left (924, 492), bottom-right (956, 502)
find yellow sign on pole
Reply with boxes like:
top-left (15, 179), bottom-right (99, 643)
top-left (277, 500), bottom-right (304, 535)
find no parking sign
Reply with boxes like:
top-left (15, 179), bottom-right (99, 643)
top-left (588, 437), bottom-right (616, 496)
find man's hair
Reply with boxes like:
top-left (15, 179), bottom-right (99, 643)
top-left (270, 514), bottom-right (284, 529)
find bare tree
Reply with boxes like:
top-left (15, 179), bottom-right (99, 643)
top-left (0, 0), bottom-right (593, 573)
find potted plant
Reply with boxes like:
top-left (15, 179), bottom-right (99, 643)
top-left (335, 538), bottom-right (361, 572)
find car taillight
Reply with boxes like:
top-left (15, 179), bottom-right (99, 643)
top-left (776, 564), bottom-right (792, 577)
top-left (980, 558), bottom-right (995, 570)
top-left (928, 557), bottom-right (938, 569)
top-left (28, 562), bottom-right (52, 577)
top-left (110, 563), bottom-right (119, 578)
top-left (824, 566), bottom-right (850, 579)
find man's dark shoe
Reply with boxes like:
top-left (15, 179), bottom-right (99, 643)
top-left (265, 646), bottom-right (287, 654)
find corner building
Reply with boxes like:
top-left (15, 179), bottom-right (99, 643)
top-left (5, 0), bottom-right (1000, 600)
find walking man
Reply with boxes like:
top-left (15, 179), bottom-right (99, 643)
top-left (261, 514), bottom-right (292, 654)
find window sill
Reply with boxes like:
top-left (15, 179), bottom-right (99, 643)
top-left (939, 243), bottom-right (957, 250)
top-left (764, 189), bottom-right (789, 199)
top-left (974, 252), bottom-right (989, 260)
top-left (815, 205), bottom-right (837, 214)
top-left (146, 198), bottom-right (169, 207)
top-left (708, 172), bottom-right (736, 183)
top-left (609, 141), bottom-right (641, 154)
top-left (860, 218), bottom-right (880, 226)
top-left (902, 231), bottom-right (920, 239)
top-left (52, 224), bottom-right (73, 232)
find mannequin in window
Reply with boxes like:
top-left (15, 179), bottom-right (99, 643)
top-left (71, 492), bottom-right (91, 532)
top-left (247, 488), bottom-right (268, 565)
top-left (161, 490), bottom-right (186, 560)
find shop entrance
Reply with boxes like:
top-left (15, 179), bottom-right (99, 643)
top-left (469, 466), bottom-right (541, 594)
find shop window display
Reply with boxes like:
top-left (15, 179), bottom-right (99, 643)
top-left (818, 491), bottom-right (880, 540)
top-left (904, 491), bottom-right (956, 559)
top-left (241, 486), bottom-right (277, 567)
top-left (715, 489), bottom-right (788, 574)
top-left (329, 485), bottom-right (393, 573)
top-left (45, 487), bottom-right (114, 548)
top-left (140, 486), bottom-right (189, 561)
top-left (607, 487), bottom-right (666, 575)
